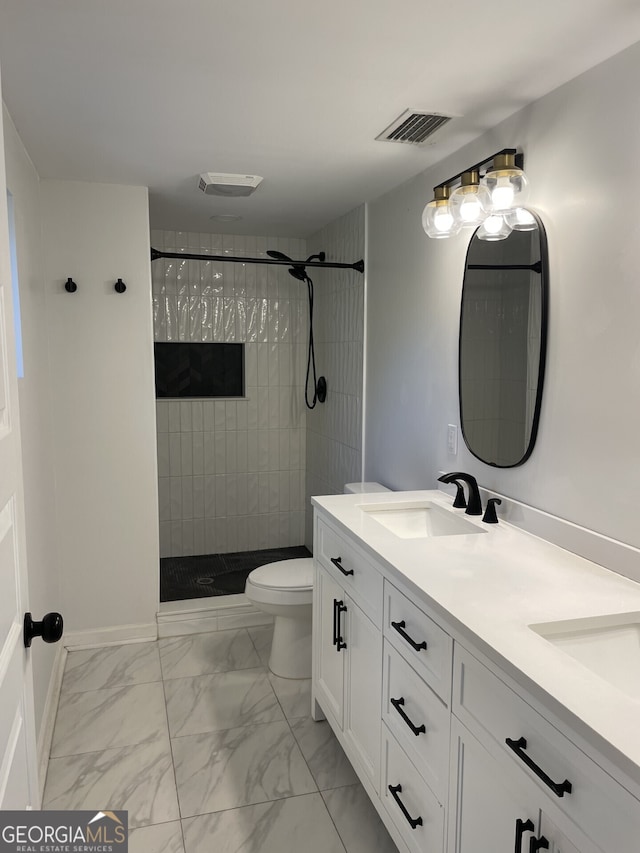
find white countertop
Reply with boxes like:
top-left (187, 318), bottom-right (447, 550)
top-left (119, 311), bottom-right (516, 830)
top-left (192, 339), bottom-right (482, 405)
top-left (312, 489), bottom-right (640, 795)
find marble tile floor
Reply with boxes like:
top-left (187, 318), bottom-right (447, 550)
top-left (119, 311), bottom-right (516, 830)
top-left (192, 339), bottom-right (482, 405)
top-left (44, 626), bottom-right (398, 853)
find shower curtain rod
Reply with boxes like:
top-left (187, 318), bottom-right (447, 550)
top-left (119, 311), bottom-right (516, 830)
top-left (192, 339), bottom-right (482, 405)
top-left (150, 247), bottom-right (365, 274)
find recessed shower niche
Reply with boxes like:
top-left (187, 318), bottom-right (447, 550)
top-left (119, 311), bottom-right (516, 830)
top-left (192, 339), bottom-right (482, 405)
top-left (154, 342), bottom-right (244, 398)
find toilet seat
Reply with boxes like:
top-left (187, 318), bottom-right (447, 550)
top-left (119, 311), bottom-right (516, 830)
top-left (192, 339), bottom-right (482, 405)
top-left (245, 558), bottom-right (313, 607)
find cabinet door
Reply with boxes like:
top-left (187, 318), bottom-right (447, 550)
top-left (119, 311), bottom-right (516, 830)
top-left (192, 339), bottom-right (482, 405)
top-left (344, 595), bottom-right (382, 790)
top-left (539, 815), bottom-right (586, 853)
top-left (315, 566), bottom-right (345, 725)
top-left (448, 718), bottom-right (539, 853)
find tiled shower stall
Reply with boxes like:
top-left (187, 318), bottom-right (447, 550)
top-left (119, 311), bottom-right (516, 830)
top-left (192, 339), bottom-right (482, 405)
top-left (151, 205), bottom-right (366, 565)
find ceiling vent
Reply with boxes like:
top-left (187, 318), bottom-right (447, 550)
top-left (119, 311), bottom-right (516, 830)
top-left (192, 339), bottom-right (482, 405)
top-left (198, 173), bottom-right (263, 197)
top-left (376, 110), bottom-right (454, 145)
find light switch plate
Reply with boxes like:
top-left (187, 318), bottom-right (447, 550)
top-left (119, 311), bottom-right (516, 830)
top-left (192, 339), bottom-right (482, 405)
top-left (447, 424), bottom-right (458, 455)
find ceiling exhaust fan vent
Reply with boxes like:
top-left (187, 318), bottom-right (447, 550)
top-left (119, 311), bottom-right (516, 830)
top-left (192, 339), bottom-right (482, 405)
top-left (198, 173), bottom-right (263, 197)
top-left (376, 110), bottom-right (453, 145)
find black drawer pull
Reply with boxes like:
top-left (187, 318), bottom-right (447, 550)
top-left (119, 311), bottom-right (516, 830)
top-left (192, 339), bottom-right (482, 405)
top-left (331, 556), bottom-right (354, 576)
top-left (332, 599), bottom-right (338, 647)
top-left (390, 697), bottom-right (426, 736)
top-left (505, 737), bottom-right (572, 798)
top-left (514, 818), bottom-right (534, 853)
top-left (391, 620), bottom-right (427, 652)
top-left (529, 837), bottom-right (549, 853)
top-left (335, 600), bottom-right (347, 651)
top-left (388, 784), bottom-right (422, 830)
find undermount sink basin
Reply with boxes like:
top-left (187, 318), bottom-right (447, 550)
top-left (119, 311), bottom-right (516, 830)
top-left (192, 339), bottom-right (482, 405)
top-left (530, 613), bottom-right (640, 700)
top-left (358, 501), bottom-right (485, 539)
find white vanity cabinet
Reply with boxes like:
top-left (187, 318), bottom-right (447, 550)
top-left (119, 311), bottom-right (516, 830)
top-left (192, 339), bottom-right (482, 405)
top-left (450, 645), bottom-right (640, 853)
top-left (313, 517), bottom-right (383, 790)
top-left (312, 500), bottom-right (640, 853)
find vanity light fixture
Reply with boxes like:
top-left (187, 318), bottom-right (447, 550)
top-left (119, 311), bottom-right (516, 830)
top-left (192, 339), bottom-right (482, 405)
top-left (449, 170), bottom-right (492, 228)
top-left (422, 148), bottom-right (529, 240)
top-left (505, 207), bottom-right (537, 231)
top-left (421, 186), bottom-right (462, 239)
top-left (484, 151), bottom-right (529, 212)
top-left (476, 213), bottom-right (513, 242)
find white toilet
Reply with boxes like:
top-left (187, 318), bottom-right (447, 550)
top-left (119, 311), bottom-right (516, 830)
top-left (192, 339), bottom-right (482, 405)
top-left (244, 482), bottom-right (389, 679)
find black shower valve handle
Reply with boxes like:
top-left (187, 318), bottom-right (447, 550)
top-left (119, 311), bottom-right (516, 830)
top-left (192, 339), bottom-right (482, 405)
top-left (114, 278), bottom-right (127, 293)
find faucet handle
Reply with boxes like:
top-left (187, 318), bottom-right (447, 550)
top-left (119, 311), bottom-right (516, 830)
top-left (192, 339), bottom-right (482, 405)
top-left (482, 498), bottom-right (502, 524)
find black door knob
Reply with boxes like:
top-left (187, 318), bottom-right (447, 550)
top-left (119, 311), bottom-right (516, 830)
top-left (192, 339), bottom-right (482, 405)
top-left (24, 612), bottom-right (63, 648)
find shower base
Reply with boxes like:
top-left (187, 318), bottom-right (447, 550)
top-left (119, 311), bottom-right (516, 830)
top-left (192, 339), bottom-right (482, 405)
top-left (160, 545), bottom-right (312, 602)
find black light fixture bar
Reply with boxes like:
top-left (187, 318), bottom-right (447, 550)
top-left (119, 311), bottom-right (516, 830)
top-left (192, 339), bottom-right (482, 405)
top-left (150, 247), bottom-right (365, 274)
top-left (434, 148), bottom-right (524, 191)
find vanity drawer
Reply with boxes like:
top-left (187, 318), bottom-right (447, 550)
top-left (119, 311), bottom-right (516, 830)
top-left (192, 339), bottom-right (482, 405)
top-left (382, 640), bottom-right (449, 801)
top-left (453, 644), bottom-right (640, 853)
top-left (384, 580), bottom-right (452, 703)
top-left (381, 724), bottom-right (444, 853)
top-left (316, 516), bottom-right (383, 622)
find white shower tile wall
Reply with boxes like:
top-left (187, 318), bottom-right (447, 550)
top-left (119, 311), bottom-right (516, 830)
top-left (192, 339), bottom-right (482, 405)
top-left (151, 230), bottom-right (308, 557)
top-left (304, 206), bottom-right (365, 548)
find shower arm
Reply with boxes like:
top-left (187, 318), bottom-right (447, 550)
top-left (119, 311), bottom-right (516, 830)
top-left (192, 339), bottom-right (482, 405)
top-left (150, 247), bottom-right (364, 273)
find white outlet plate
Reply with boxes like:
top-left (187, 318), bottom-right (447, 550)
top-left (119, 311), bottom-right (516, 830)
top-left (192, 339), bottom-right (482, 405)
top-left (447, 424), bottom-right (458, 455)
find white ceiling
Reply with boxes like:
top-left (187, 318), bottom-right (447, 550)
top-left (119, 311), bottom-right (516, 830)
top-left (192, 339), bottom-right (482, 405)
top-left (1, 1), bottom-right (640, 237)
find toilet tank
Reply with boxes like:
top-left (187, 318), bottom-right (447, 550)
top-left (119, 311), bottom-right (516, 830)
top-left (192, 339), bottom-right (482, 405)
top-left (344, 482), bottom-right (390, 494)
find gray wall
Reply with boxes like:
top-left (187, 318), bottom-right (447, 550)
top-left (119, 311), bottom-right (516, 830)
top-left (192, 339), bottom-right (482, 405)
top-left (305, 205), bottom-right (365, 548)
top-left (366, 41), bottom-right (640, 547)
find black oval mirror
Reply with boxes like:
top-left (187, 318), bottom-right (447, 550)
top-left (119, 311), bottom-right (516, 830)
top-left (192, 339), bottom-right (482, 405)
top-left (459, 211), bottom-right (548, 467)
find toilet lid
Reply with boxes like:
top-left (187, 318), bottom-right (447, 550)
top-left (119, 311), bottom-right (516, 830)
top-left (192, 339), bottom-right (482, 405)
top-left (248, 558), bottom-right (313, 591)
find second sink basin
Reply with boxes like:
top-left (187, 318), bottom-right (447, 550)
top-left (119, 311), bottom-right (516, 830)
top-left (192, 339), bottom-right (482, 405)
top-left (530, 613), bottom-right (640, 700)
top-left (359, 501), bottom-right (485, 539)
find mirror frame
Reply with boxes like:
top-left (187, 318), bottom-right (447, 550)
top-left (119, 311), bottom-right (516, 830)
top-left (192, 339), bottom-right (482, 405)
top-left (458, 210), bottom-right (549, 468)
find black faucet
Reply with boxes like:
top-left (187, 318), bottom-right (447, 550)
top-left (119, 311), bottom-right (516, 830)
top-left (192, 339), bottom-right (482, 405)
top-left (438, 472), bottom-right (483, 516)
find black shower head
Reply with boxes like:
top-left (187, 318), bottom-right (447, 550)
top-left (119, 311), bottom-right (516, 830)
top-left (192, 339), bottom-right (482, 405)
top-left (288, 267), bottom-right (308, 282)
top-left (266, 249), bottom-right (292, 262)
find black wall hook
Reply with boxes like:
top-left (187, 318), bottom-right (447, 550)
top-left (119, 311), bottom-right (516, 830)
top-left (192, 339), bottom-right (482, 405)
top-left (65, 277), bottom-right (77, 293)
top-left (114, 278), bottom-right (127, 293)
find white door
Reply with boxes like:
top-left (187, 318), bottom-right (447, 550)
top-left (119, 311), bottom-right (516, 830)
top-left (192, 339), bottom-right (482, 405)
top-left (0, 76), bottom-right (40, 809)
top-left (343, 595), bottom-right (382, 789)
top-left (448, 718), bottom-right (538, 853)
top-left (314, 565), bottom-right (345, 725)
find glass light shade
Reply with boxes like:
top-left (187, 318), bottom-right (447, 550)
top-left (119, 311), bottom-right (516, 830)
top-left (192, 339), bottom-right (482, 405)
top-left (505, 207), bottom-right (537, 231)
top-left (422, 197), bottom-right (461, 239)
top-left (450, 180), bottom-right (492, 228)
top-left (476, 214), bottom-right (513, 241)
top-left (484, 153), bottom-right (529, 212)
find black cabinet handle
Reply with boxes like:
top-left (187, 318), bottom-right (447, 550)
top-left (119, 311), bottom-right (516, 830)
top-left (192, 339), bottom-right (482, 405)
top-left (529, 837), bottom-right (549, 853)
top-left (388, 784), bottom-right (422, 830)
top-left (390, 697), bottom-right (426, 736)
top-left (505, 737), bottom-right (572, 798)
top-left (335, 600), bottom-right (347, 651)
top-left (391, 620), bottom-right (427, 652)
top-left (514, 818), bottom-right (534, 853)
top-left (24, 612), bottom-right (63, 648)
top-left (331, 556), bottom-right (354, 576)
top-left (332, 599), bottom-right (338, 647)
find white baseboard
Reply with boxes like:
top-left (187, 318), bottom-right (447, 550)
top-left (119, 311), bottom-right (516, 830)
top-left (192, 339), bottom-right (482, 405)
top-left (63, 622), bottom-right (157, 651)
top-left (37, 642), bottom-right (67, 801)
top-left (157, 596), bottom-right (272, 638)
